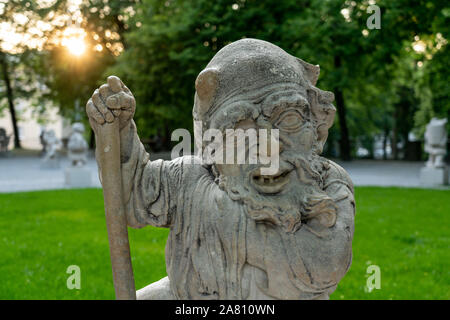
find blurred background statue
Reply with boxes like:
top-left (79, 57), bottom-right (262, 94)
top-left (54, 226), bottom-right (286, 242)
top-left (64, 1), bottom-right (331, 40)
top-left (67, 122), bottom-right (88, 167)
top-left (65, 122), bottom-right (92, 187)
top-left (420, 118), bottom-right (448, 186)
top-left (40, 129), bottom-right (61, 168)
top-left (39, 126), bottom-right (47, 156)
top-left (424, 118), bottom-right (448, 168)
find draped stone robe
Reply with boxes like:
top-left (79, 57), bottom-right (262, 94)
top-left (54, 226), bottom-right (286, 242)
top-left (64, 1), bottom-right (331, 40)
top-left (110, 122), bottom-right (355, 300)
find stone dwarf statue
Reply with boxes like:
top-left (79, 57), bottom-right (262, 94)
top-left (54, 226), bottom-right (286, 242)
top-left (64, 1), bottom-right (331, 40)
top-left (424, 118), bottom-right (447, 168)
top-left (87, 39), bottom-right (355, 300)
top-left (67, 122), bottom-right (88, 167)
top-left (41, 129), bottom-right (61, 162)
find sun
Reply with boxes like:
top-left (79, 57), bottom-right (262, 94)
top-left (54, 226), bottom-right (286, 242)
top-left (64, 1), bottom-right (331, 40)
top-left (62, 37), bottom-right (86, 56)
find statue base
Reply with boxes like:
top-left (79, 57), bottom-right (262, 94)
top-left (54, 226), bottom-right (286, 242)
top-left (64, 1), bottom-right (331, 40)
top-left (65, 166), bottom-right (92, 188)
top-left (419, 166), bottom-right (448, 186)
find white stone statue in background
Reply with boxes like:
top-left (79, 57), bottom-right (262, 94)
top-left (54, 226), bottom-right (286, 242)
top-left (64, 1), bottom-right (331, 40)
top-left (424, 118), bottom-right (447, 168)
top-left (68, 122), bottom-right (88, 167)
top-left (41, 129), bottom-right (61, 168)
top-left (420, 117), bottom-right (448, 186)
top-left (65, 122), bottom-right (92, 187)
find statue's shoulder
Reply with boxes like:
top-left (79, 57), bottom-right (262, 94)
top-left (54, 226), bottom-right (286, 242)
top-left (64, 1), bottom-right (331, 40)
top-left (169, 155), bottom-right (212, 180)
top-left (319, 157), bottom-right (354, 195)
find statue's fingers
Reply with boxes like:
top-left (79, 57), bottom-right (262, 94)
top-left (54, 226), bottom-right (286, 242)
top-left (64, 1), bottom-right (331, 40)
top-left (106, 91), bottom-right (135, 110)
top-left (105, 92), bottom-right (122, 109)
top-left (99, 84), bottom-right (114, 101)
top-left (92, 89), bottom-right (114, 122)
top-left (107, 76), bottom-right (123, 93)
top-left (120, 108), bottom-right (134, 120)
top-left (119, 109), bottom-right (134, 128)
top-left (86, 99), bottom-right (105, 125)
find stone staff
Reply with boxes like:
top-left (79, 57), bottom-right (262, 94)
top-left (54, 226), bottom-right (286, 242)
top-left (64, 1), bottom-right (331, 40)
top-left (93, 82), bottom-right (136, 300)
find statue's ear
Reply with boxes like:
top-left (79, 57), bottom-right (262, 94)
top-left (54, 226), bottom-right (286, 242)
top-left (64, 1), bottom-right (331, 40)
top-left (297, 58), bottom-right (320, 86)
top-left (308, 88), bottom-right (336, 154)
top-left (195, 68), bottom-right (219, 116)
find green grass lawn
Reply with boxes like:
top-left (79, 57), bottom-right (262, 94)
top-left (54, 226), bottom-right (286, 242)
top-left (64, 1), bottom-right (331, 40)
top-left (0, 187), bottom-right (448, 299)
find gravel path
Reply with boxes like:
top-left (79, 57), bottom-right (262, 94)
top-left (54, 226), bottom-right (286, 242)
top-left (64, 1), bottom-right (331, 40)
top-left (0, 154), bottom-right (447, 193)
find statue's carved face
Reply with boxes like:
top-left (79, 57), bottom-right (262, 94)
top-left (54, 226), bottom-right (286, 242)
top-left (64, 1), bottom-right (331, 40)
top-left (210, 84), bottom-right (336, 233)
top-left (214, 86), bottom-right (314, 191)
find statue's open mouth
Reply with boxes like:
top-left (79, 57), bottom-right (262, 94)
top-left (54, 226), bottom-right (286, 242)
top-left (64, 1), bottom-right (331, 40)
top-left (251, 167), bottom-right (293, 194)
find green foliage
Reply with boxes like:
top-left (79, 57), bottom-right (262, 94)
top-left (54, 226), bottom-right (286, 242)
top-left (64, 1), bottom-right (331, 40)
top-left (413, 44), bottom-right (450, 136)
top-left (80, 0), bottom-right (140, 51)
top-left (0, 52), bottom-right (45, 120)
top-left (37, 0), bottom-right (138, 121)
top-left (109, 0), bottom-right (362, 144)
top-left (1, 0), bottom-right (448, 155)
top-left (0, 0), bottom-right (140, 125)
top-left (108, 0), bottom-right (448, 157)
top-left (37, 46), bottom-right (116, 120)
top-left (0, 187), bottom-right (448, 299)
top-left (0, 0), bottom-right (65, 128)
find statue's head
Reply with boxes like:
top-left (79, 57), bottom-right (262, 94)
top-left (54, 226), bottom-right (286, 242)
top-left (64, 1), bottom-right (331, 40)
top-left (72, 122), bottom-right (85, 134)
top-left (193, 39), bottom-right (337, 232)
top-left (46, 129), bottom-right (56, 138)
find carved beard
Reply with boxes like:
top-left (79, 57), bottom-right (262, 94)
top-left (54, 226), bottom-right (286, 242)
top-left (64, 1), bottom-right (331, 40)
top-left (218, 155), bottom-right (337, 233)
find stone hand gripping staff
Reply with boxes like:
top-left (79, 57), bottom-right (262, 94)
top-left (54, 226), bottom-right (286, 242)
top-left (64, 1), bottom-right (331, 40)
top-left (86, 76), bottom-right (136, 299)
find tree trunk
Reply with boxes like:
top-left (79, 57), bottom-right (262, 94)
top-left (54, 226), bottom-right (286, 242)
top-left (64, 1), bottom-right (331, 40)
top-left (89, 128), bottom-right (95, 150)
top-left (392, 107), bottom-right (398, 160)
top-left (383, 128), bottom-right (389, 160)
top-left (333, 56), bottom-right (351, 161)
top-left (0, 53), bottom-right (21, 149)
top-left (334, 89), bottom-right (351, 160)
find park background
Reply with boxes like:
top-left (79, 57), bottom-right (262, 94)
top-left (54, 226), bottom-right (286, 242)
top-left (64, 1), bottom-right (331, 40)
top-left (0, 0), bottom-right (449, 299)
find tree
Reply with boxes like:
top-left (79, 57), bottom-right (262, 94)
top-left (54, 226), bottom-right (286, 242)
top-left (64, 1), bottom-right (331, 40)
top-left (0, 52), bottom-right (21, 148)
top-left (110, 0), bottom-right (429, 159)
top-left (109, 0), bottom-right (357, 151)
top-left (80, 0), bottom-right (141, 53)
top-left (39, 0), bottom-right (141, 146)
top-left (0, 0), bottom-right (63, 149)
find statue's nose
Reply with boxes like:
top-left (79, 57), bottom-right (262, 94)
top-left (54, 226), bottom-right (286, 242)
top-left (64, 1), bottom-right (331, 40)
top-left (254, 119), bottom-right (285, 157)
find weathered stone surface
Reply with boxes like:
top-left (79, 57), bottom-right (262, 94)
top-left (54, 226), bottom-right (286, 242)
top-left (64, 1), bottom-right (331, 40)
top-left (137, 276), bottom-right (174, 300)
top-left (87, 39), bottom-right (355, 300)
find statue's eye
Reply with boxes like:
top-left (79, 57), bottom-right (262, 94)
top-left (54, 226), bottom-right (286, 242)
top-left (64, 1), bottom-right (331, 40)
top-left (275, 111), bottom-right (303, 132)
